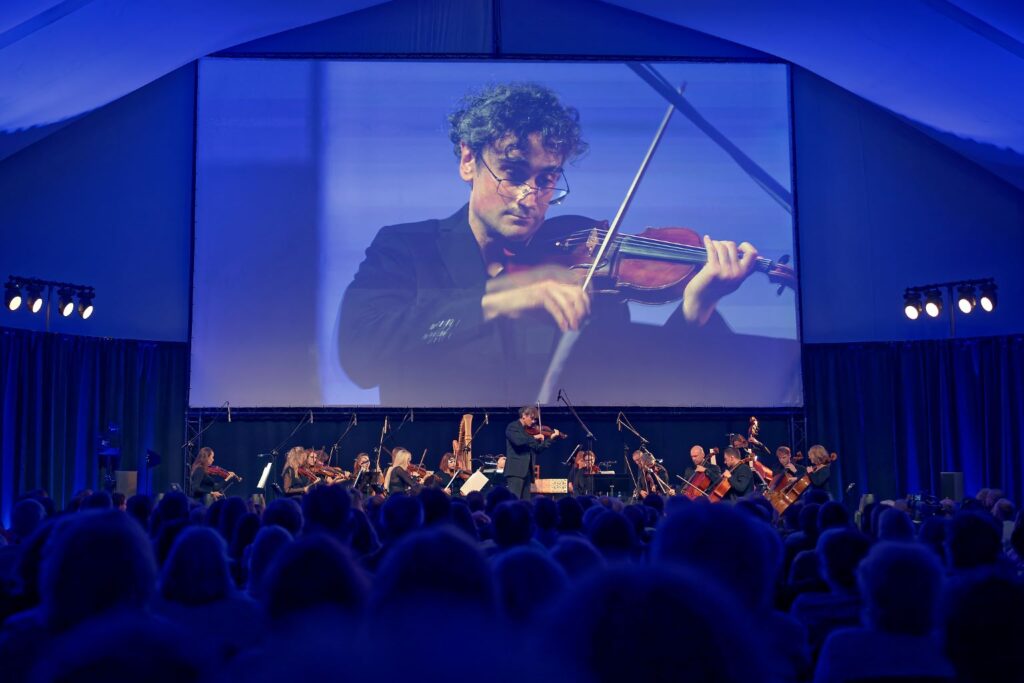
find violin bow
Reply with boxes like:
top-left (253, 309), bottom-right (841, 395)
top-left (537, 82), bottom-right (682, 403)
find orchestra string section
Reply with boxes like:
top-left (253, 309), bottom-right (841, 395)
top-left (185, 409), bottom-right (832, 507)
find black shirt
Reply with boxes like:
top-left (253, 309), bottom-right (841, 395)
top-left (338, 206), bottom-right (802, 406)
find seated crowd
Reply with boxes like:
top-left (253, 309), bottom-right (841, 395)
top-left (0, 484), bottom-right (1022, 682)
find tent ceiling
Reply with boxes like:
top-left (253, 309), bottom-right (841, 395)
top-left (1, 0), bottom-right (1021, 188)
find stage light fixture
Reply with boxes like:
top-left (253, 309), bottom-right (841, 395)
top-left (78, 291), bottom-right (94, 319)
top-left (25, 283), bottom-right (45, 314)
top-left (979, 282), bottom-right (997, 312)
top-left (956, 284), bottom-right (976, 314)
top-left (903, 291), bottom-right (923, 320)
top-left (924, 289), bottom-right (943, 318)
top-left (57, 287), bottom-right (76, 317)
top-left (4, 281), bottom-right (21, 311)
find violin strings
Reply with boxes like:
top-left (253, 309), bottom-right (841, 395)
top-left (557, 229), bottom-right (783, 271)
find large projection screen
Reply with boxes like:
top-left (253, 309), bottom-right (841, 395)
top-left (190, 58), bottom-right (801, 408)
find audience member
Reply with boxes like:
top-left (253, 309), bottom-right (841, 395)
top-left (814, 542), bottom-right (953, 682)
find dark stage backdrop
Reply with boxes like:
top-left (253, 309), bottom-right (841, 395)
top-left (184, 410), bottom-right (796, 500)
top-left (0, 327), bottom-right (187, 525)
top-left (804, 336), bottom-right (1024, 505)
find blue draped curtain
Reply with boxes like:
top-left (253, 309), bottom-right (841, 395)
top-left (3, 325), bottom-right (1021, 523)
top-left (803, 336), bottom-right (1024, 503)
top-left (0, 327), bottom-right (186, 525)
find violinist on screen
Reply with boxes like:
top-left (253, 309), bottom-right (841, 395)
top-left (338, 82), bottom-right (779, 407)
top-left (505, 406), bottom-right (561, 500)
top-left (189, 447), bottom-right (239, 502)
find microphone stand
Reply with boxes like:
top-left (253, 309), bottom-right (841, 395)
top-left (558, 390), bottom-right (595, 451)
top-left (327, 413), bottom-right (358, 467)
top-left (263, 411), bottom-right (314, 462)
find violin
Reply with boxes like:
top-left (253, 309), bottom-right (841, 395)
top-left (525, 424), bottom-right (567, 440)
top-left (574, 451), bottom-right (601, 475)
top-left (508, 215), bottom-right (796, 303)
top-left (207, 465), bottom-right (241, 482)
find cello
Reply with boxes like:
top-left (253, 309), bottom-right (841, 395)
top-left (679, 447), bottom-right (718, 500)
top-left (708, 455), bottom-right (755, 503)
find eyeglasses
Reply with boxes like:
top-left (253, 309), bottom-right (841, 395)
top-left (477, 155), bottom-right (570, 206)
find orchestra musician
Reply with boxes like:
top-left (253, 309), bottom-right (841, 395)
top-left (383, 447), bottom-right (421, 495)
top-left (337, 82), bottom-right (792, 407)
top-left (505, 406), bottom-right (561, 500)
top-left (189, 447), bottom-right (238, 502)
top-left (633, 449), bottom-right (669, 499)
top-left (679, 445), bottom-right (722, 497)
top-left (350, 452), bottom-right (376, 498)
top-left (310, 448), bottom-right (349, 485)
top-left (719, 446), bottom-right (753, 501)
top-left (805, 444), bottom-right (832, 493)
top-left (770, 446), bottom-right (800, 492)
top-left (570, 449), bottom-right (598, 496)
top-left (436, 452), bottom-right (469, 493)
top-left (282, 446), bottom-right (318, 498)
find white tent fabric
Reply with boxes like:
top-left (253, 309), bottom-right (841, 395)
top-left (1, 0), bottom-right (1022, 186)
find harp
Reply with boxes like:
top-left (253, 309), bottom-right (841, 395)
top-left (453, 414), bottom-right (473, 474)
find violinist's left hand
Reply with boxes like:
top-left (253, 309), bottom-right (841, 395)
top-left (681, 235), bottom-right (758, 326)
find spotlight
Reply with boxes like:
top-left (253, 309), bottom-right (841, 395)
top-left (979, 282), bottom-right (997, 312)
top-left (924, 289), bottom-right (943, 318)
top-left (25, 283), bottom-right (45, 314)
top-left (903, 291), bottom-right (923, 320)
top-left (57, 287), bottom-right (75, 317)
top-left (4, 281), bottom-right (21, 311)
top-left (78, 291), bottom-right (94, 319)
top-left (956, 285), bottom-right (976, 314)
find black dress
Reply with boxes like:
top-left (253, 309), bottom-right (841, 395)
top-left (190, 467), bottom-right (225, 501)
top-left (386, 467), bottom-right (419, 495)
top-left (282, 466), bottom-right (313, 497)
top-left (571, 465), bottom-right (595, 496)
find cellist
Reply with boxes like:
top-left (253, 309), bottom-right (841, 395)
top-left (679, 445), bottom-right (722, 497)
top-left (719, 447), bottom-right (753, 501)
top-left (770, 446), bottom-right (800, 492)
top-left (805, 445), bottom-right (832, 492)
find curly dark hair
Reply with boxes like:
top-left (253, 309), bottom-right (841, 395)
top-left (448, 82), bottom-right (587, 161)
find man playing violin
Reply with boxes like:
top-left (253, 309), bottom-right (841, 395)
top-left (680, 445), bottom-right (722, 497)
top-left (339, 82), bottom-right (785, 406)
top-left (720, 446), bottom-right (753, 501)
top-left (505, 406), bottom-right (562, 500)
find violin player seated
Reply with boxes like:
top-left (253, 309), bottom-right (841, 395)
top-left (719, 447), bottom-right (753, 501)
top-left (189, 447), bottom-right (240, 502)
top-left (384, 447), bottom-right (422, 496)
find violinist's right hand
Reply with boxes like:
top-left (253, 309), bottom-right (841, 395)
top-left (533, 432), bottom-right (546, 442)
top-left (482, 266), bottom-right (590, 332)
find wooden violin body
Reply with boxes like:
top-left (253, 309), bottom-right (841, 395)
top-left (508, 215), bottom-right (796, 304)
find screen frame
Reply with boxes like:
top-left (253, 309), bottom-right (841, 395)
top-left (186, 53), bottom-right (804, 412)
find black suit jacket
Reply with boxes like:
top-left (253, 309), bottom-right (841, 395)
top-left (505, 420), bottom-right (550, 479)
top-left (724, 462), bottom-right (753, 499)
top-left (338, 205), bottom-right (802, 406)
